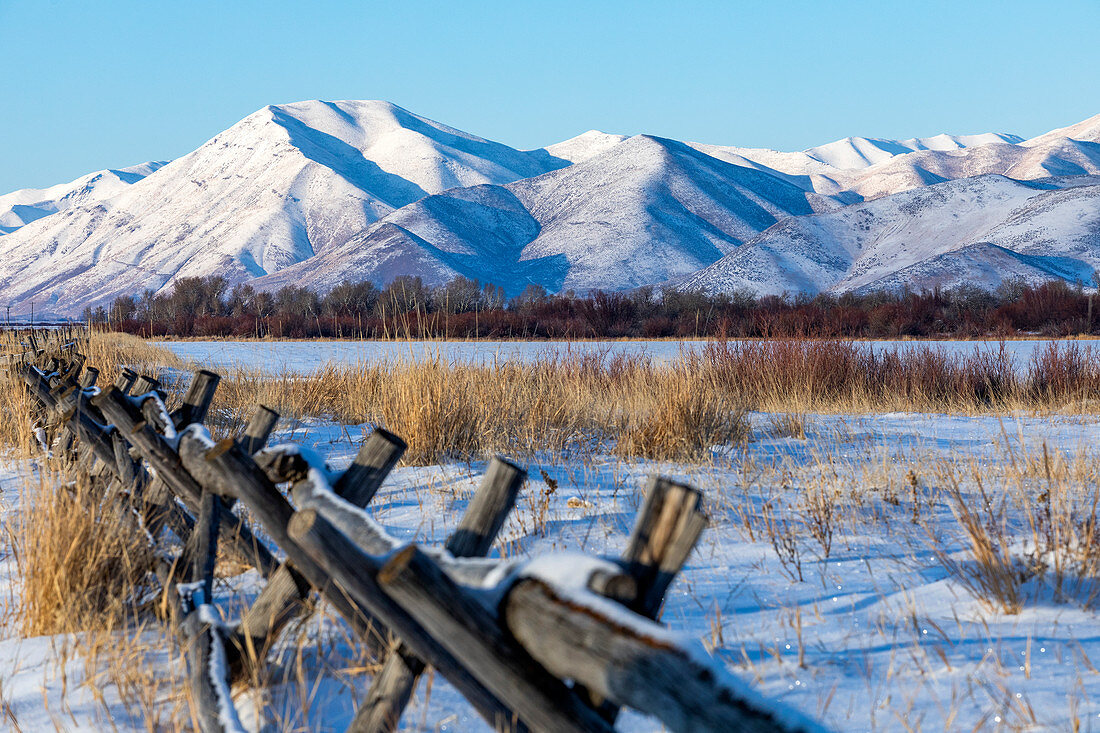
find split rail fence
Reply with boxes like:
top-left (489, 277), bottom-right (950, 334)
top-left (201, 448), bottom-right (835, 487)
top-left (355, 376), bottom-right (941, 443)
top-left (7, 329), bottom-right (825, 733)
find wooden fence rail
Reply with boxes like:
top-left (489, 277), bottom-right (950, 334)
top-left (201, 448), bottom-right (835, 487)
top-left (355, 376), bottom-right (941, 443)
top-left (6, 332), bottom-right (827, 733)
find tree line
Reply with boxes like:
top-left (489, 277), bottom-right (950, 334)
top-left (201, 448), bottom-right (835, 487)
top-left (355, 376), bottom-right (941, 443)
top-left (81, 274), bottom-right (1100, 339)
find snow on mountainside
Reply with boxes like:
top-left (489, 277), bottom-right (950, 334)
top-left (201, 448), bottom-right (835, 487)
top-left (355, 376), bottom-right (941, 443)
top-left (0, 161), bottom-right (164, 235)
top-left (805, 132), bottom-right (1024, 169)
top-left (695, 125), bottom-right (1100, 201)
top-left (253, 134), bottom-right (827, 295)
top-left (1022, 112), bottom-right (1100, 148)
top-left (540, 130), bottom-right (628, 164)
top-left (682, 174), bottom-right (1100, 296)
top-left (0, 100), bottom-right (565, 316)
top-left (692, 132), bottom-right (1022, 178)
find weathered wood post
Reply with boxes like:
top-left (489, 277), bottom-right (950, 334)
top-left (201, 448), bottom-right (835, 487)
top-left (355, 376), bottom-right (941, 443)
top-left (113, 367), bottom-right (138, 394)
top-left (502, 577), bottom-right (822, 733)
top-left (289, 508), bottom-right (614, 733)
top-left (349, 457), bottom-right (526, 733)
top-left (179, 489), bottom-right (246, 733)
top-left (176, 432), bottom-right (389, 651)
top-left (237, 405), bottom-right (280, 456)
top-left (583, 476), bottom-right (708, 718)
top-left (228, 427), bottom-right (407, 681)
top-left (171, 370), bottom-right (220, 427)
top-left (91, 386), bottom-right (279, 576)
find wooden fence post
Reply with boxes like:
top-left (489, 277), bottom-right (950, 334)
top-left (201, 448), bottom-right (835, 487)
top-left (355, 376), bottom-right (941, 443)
top-left (349, 457), bottom-right (526, 733)
top-left (228, 428), bottom-right (406, 681)
top-left (92, 386), bottom-right (279, 577)
top-left (113, 367), bottom-right (138, 394)
top-left (366, 541), bottom-right (614, 733)
top-left (179, 489), bottom-right (246, 733)
top-left (583, 476), bottom-right (708, 719)
top-left (176, 433), bottom-right (386, 648)
top-left (172, 369), bottom-right (221, 428)
top-left (623, 476), bottom-right (708, 618)
top-left (237, 405), bottom-right (279, 456)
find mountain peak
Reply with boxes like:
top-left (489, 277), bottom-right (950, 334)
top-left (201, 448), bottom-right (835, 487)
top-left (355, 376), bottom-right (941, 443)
top-left (1024, 112), bottom-right (1100, 147)
top-left (541, 129), bottom-right (627, 163)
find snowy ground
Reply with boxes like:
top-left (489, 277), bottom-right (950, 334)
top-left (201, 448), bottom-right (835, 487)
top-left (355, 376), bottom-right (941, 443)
top-left (152, 338), bottom-right (1082, 375)
top-left (4, 409), bottom-right (1100, 730)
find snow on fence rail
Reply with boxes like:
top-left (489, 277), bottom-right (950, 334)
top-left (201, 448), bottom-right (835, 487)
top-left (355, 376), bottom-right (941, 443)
top-left (8, 329), bottom-right (828, 733)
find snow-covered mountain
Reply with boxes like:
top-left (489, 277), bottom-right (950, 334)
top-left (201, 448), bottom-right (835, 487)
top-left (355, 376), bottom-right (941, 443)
top-left (682, 174), bottom-right (1100, 296)
top-left (693, 121), bottom-right (1100, 202)
top-left (0, 100), bottom-right (567, 315)
top-left (540, 130), bottom-right (628, 164)
top-left (805, 132), bottom-right (1024, 169)
top-left (0, 162), bottom-right (164, 236)
top-left (2, 101), bottom-right (1099, 315)
top-left (253, 134), bottom-right (827, 295)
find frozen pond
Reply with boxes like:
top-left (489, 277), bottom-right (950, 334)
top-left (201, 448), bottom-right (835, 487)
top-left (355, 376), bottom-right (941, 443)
top-left (152, 338), bottom-right (1096, 375)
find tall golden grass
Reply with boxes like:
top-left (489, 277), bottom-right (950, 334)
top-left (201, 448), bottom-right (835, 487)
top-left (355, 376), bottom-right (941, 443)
top-left (12, 333), bottom-right (1100, 465)
top-left (202, 339), bottom-right (1100, 464)
top-left (13, 464), bottom-right (156, 637)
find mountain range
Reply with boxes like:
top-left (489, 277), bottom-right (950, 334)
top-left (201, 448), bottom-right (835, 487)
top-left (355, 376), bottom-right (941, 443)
top-left (1, 100), bottom-right (1099, 316)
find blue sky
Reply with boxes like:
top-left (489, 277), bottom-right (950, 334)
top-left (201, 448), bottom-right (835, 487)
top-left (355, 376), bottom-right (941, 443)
top-left (2, 0), bottom-right (1098, 192)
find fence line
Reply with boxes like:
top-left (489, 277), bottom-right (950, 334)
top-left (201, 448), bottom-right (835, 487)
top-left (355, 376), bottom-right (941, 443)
top-left (8, 330), bottom-right (826, 733)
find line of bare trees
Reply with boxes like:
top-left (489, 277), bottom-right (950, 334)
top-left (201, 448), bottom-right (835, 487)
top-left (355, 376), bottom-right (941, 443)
top-left (81, 274), bottom-right (1100, 339)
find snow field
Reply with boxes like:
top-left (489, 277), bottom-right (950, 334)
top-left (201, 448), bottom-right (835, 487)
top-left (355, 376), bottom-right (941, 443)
top-left (4, 409), bottom-right (1100, 729)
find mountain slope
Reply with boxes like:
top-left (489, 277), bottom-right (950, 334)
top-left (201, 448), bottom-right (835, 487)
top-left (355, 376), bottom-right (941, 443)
top-left (255, 134), bottom-right (828, 295)
top-left (693, 123), bottom-right (1100, 202)
top-left (682, 175), bottom-right (1100, 296)
top-left (0, 162), bottom-right (164, 235)
top-left (0, 100), bottom-right (565, 316)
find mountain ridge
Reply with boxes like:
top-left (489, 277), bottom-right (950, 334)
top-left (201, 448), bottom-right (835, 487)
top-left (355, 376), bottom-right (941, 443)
top-left (1, 101), bottom-right (1099, 316)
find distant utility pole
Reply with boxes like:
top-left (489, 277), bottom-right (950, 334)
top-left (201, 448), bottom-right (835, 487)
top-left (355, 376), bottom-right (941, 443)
top-left (4, 305), bottom-right (9, 328)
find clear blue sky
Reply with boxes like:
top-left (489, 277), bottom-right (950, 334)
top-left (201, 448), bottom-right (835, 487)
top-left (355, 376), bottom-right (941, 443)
top-left (2, 0), bottom-right (1098, 192)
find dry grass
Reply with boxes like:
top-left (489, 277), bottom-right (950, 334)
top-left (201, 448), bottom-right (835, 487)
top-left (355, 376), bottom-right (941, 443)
top-left (13, 464), bottom-right (156, 637)
top-left (197, 339), bottom-right (1100, 464)
top-left (81, 331), bottom-right (184, 384)
top-left (210, 354), bottom-right (752, 464)
top-left (59, 332), bottom-right (1100, 465)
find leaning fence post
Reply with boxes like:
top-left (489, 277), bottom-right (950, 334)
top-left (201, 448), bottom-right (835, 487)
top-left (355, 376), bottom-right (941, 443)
top-left (230, 427), bottom-right (407, 681)
top-left (365, 540), bottom-right (614, 733)
top-left (176, 433), bottom-right (386, 649)
top-left (179, 489), bottom-right (245, 733)
top-left (172, 370), bottom-right (220, 428)
top-left (623, 476), bottom-right (708, 618)
top-left (91, 386), bottom-right (279, 577)
top-left (113, 367), bottom-right (138, 394)
top-left (78, 366), bottom-right (99, 389)
top-left (334, 427), bottom-right (407, 505)
top-left (237, 405), bottom-right (280, 456)
top-left (582, 476), bottom-right (708, 719)
top-left (130, 374), bottom-right (161, 396)
top-left (349, 457), bottom-right (526, 733)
